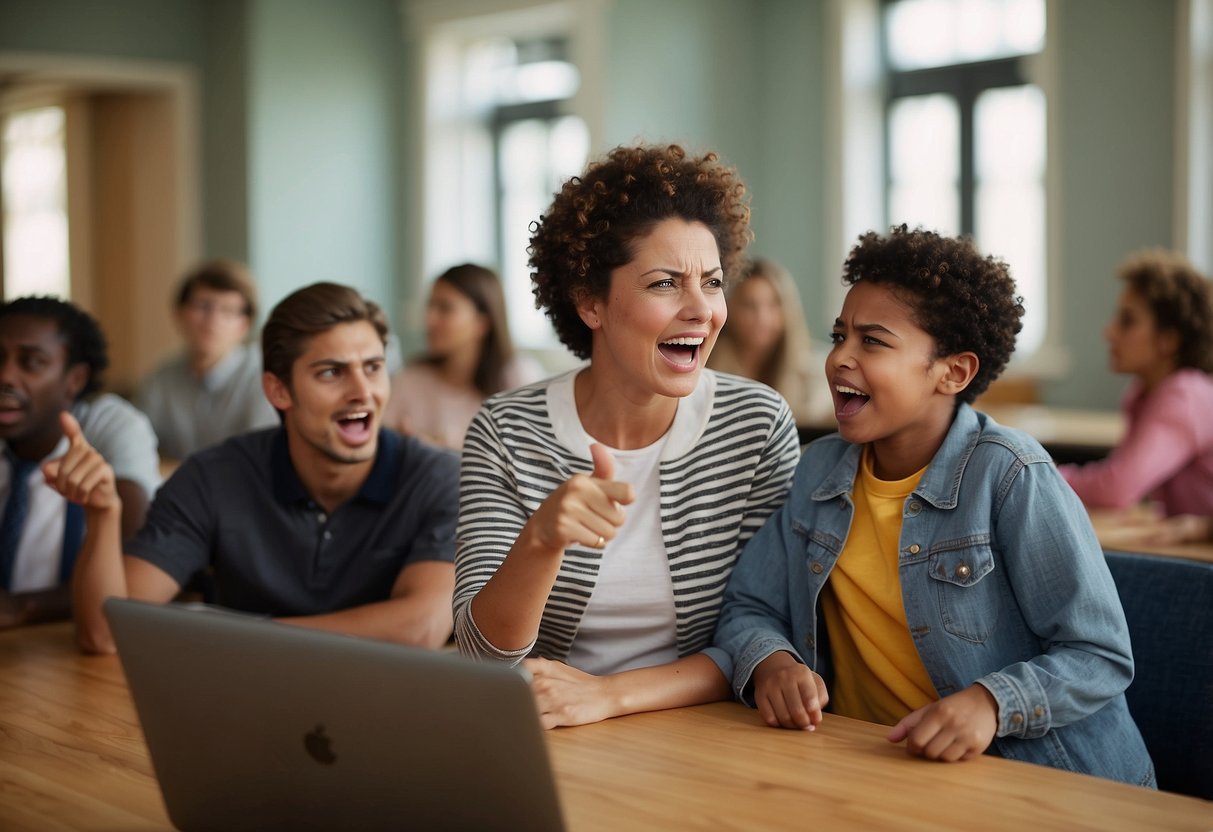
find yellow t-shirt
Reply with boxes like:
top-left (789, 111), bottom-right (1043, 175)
top-left (821, 448), bottom-right (939, 725)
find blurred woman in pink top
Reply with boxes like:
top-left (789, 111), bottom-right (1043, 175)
top-left (1059, 250), bottom-right (1213, 517)
top-left (384, 264), bottom-right (542, 450)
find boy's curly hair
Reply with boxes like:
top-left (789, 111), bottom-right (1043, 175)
top-left (1118, 249), bottom-right (1213, 373)
top-left (528, 144), bottom-right (751, 359)
top-left (841, 225), bottom-right (1024, 404)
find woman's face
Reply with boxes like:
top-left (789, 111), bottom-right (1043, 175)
top-left (582, 217), bottom-right (726, 400)
top-left (425, 279), bottom-right (488, 359)
top-left (728, 275), bottom-right (784, 355)
top-left (1103, 288), bottom-right (1176, 377)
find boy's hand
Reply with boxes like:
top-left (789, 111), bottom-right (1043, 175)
top-left (41, 411), bottom-right (119, 513)
top-left (752, 651), bottom-right (829, 731)
top-left (887, 683), bottom-right (998, 761)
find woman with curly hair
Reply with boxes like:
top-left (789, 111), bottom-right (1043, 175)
top-left (707, 257), bottom-right (827, 424)
top-left (1058, 250), bottom-right (1213, 518)
top-left (453, 144), bottom-right (800, 727)
top-left (715, 226), bottom-right (1153, 786)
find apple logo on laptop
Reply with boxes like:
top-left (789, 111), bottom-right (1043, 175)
top-left (304, 724), bottom-right (337, 765)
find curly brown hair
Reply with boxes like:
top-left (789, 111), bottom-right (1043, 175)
top-left (528, 144), bottom-right (751, 359)
top-left (841, 225), bottom-right (1024, 404)
top-left (1118, 249), bottom-right (1213, 373)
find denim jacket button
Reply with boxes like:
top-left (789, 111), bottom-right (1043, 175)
top-left (810, 562), bottom-right (824, 574)
top-left (908, 543), bottom-right (921, 555)
top-left (956, 563), bottom-right (971, 578)
top-left (1011, 712), bottom-right (1024, 724)
top-left (908, 501), bottom-right (921, 514)
top-left (1033, 706), bottom-right (1044, 718)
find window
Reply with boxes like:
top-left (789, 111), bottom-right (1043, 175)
top-left (882, 0), bottom-right (1047, 355)
top-left (485, 38), bottom-right (589, 348)
top-left (2, 105), bottom-right (71, 299)
top-left (420, 11), bottom-right (591, 353)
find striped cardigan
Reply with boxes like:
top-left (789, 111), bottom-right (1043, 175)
top-left (453, 369), bottom-right (800, 678)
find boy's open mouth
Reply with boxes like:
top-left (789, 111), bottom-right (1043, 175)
top-left (657, 336), bottom-right (704, 367)
top-left (835, 384), bottom-right (870, 417)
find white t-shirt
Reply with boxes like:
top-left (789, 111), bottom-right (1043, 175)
top-left (563, 428), bottom-right (679, 676)
top-left (0, 394), bottom-right (160, 592)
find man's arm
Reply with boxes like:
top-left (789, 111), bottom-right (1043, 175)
top-left (277, 560), bottom-right (455, 649)
top-left (115, 479), bottom-right (148, 544)
top-left (44, 412), bottom-right (179, 654)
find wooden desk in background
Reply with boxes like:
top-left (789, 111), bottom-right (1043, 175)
top-left (799, 404), bottom-right (1125, 466)
top-left (1090, 508), bottom-right (1213, 565)
top-left (2, 624), bottom-right (1209, 831)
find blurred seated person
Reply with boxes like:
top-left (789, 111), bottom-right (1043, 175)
top-left (51, 283), bottom-right (459, 654)
top-left (383, 264), bottom-right (542, 450)
top-left (706, 257), bottom-right (826, 424)
top-left (137, 259), bottom-right (277, 461)
top-left (1, 297), bottom-right (159, 628)
top-left (1059, 250), bottom-right (1213, 517)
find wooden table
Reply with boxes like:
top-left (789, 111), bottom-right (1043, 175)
top-left (1090, 509), bottom-right (1213, 565)
top-left (2, 624), bottom-right (1210, 831)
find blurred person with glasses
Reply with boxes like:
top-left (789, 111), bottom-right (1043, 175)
top-left (138, 260), bottom-right (278, 462)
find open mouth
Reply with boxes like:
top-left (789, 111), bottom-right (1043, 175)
top-left (334, 410), bottom-right (373, 443)
top-left (0, 396), bottom-right (25, 426)
top-left (834, 384), bottom-right (870, 418)
top-left (657, 336), bottom-right (704, 367)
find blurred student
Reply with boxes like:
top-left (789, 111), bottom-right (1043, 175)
top-left (715, 226), bottom-right (1153, 786)
top-left (50, 283), bottom-right (458, 654)
top-left (0, 297), bottom-right (158, 628)
top-left (383, 264), bottom-right (542, 451)
top-left (1058, 250), bottom-right (1213, 517)
top-left (138, 259), bottom-right (277, 461)
top-left (707, 257), bottom-right (824, 424)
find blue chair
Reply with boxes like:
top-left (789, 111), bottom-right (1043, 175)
top-left (1104, 550), bottom-right (1213, 799)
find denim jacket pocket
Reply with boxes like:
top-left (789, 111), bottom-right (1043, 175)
top-left (926, 542), bottom-right (998, 643)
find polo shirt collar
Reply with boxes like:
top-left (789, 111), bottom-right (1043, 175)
top-left (270, 427), bottom-right (402, 506)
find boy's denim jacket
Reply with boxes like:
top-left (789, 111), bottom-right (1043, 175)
top-left (715, 404), bottom-right (1155, 786)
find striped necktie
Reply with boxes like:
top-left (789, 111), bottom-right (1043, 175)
top-left (1, 450), bottom-right (41, 591)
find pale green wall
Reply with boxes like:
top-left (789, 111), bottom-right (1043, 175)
top-left (0, 0), bottom-right (208, 62)
top-left (202, 0), bottom-right (251, 265)
top-left (600, 0), bottom-right (829, 336)
top-left (1045, 0), bottom-right (1178, 408)
top-left (246, 0), bottom-right (402, 316)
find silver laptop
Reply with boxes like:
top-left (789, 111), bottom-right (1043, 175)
top-left (105, 598), bottom-right (565, 832)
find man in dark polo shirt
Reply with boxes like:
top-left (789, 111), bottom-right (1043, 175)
top-left (49, 283), bottom-right (458, 655)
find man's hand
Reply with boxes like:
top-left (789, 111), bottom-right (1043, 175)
top-left (751, 651), bottom-right (829, 730)
top-left (41, 412), bottom-right (119, 513)
top-left (887, 683), bottom-right (998, 762)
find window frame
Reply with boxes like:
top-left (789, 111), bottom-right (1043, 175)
top-left (882, 55), bottom-right (1030, 236)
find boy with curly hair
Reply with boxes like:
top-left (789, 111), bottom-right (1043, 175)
top-left (714, 226), bottom-right (1155, 785)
